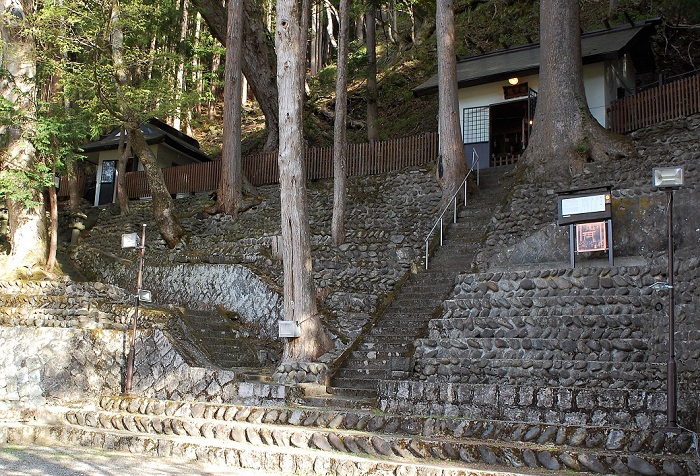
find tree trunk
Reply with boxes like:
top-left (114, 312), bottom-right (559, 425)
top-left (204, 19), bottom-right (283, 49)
top-left (216, 0), bottom-right (243, 216)
top-left (116, 128), bottom-right (131, 215)
top-left (331, 0), bottom-right (349, 246)
top-left (523, 0), bottom-right (635, 184)
top-left (111, 0), bottom-right (184, 247)
top-left (436, 0), bottom-right (467, 200)
top-left (209, 51), bottom-right (221, 120)
top-left (276, 0), bottom-right (332, 363)
top-left (310, 0), bottom-right (322, 76)
top-left (366, 4), bottom-right (379, 142)
top-left (192, 0), bottom-right (279, 151)
top-left (0, 0), bottom-right (47, 276)
top-left (128, 126), bottom-right (184, 247)
top-left (68, 161), bottom-right (80, 212)
top-left (173, 0), bottom-right (189, 131)
top-left (46, 181), bottom-right (58, 273)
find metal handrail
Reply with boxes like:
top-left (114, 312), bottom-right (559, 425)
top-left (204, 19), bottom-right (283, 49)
top-left (424, 149), bottom-right (480, 269)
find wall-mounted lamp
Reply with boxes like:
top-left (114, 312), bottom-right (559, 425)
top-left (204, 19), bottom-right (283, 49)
top-left (653, 166), bottom-right (684, 189)
top-left (508, 77), bottom-right (519, 85)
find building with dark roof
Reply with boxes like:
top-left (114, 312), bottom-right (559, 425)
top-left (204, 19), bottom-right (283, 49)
top-left (81, 119), bottom-right (211, 206)
top-left (413, 18), bottom-right (659, 169)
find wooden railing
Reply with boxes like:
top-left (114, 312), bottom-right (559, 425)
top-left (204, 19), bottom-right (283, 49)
top-left (608, 74), bottom-right (700, 134)
top-left (60, 132), bottom-right (437, 199)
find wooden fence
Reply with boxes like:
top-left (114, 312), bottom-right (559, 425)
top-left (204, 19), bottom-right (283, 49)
top-left (60, 132), bottom-right (437, 199)
top-left (608, 74), bottom-right (700, 134)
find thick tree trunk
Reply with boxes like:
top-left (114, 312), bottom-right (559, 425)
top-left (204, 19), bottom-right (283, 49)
top-left (216, 0), bottom-right (243, 215)
top-left (366, 4), bottom-right (379, 142)
top-left (523, 0), bottom-right (635, 184)
top-left (116, 128), bottom-right (131, 215)
top-left (5, 196), bottom-right (46, 276)
top-left (111, 0), bottom-right (183, 247)
top-left (276, 0), bottom-right (332, 363)
top-left (331, 0), bottom-right (349, 246)
top-left (68, 162), bottom-right (80, 212)
top-left (192, 0), bottom-right (279, 151)
top-left (1, 0), bottom-right (47, 276)
top-left (46, 182), bottom-right (58, 273)
top-left (436, 0), bottom-right (467, 200)
top-left (128, 126), bottom-right (184, 247)
top-left (173, 0), bottom-right (189, 131)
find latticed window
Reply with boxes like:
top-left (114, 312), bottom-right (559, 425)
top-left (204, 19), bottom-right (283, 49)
top-left (462, 106), bottom-right (489, 143)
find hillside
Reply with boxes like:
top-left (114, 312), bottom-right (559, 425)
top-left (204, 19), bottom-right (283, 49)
top-left (192, 0), bottom-right (700, 157)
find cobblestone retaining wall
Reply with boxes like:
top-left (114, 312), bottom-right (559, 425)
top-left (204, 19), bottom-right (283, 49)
top-left (377, 381), bottom-right (682, 431)
top-left (0, 326), bottom-right (288, 408)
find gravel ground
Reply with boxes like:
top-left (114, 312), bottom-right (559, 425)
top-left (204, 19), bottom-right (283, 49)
top-left (0, 444), bottom-right (281, 476)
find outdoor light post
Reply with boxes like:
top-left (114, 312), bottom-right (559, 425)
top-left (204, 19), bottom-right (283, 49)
top-left (652, 166), bottom-right (684, 430)
top-left (121, 224), bottom-right (148, 395)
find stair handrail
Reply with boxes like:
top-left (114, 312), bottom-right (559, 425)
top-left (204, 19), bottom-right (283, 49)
top-left (424, 149), bottom-right (480, 269)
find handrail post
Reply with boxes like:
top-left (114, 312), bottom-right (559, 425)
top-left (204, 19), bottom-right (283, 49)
top-left (440, 218), bottom-right (443, 245)
top-left (453, 196), bottom-right (457, 223)
top-left (425, 240), bottom-right (429, 269)
top-left (463, 180), bottom-right (467, 207)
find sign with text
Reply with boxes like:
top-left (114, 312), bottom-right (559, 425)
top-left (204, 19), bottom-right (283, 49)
top-left (558, 191), bottom-right (611, 226)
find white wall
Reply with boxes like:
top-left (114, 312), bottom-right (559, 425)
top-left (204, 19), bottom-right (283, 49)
top-left (457, 61), bottom-right (616, 145)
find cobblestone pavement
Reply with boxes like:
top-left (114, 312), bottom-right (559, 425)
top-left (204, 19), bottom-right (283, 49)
top-left (0, 444), bottom-right (280, 476)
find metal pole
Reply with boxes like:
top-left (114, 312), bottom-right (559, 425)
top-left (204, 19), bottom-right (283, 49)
top-left (124, 224), bottom-right (147, 395)
top-left (666, 190), bottom-right (678, 429)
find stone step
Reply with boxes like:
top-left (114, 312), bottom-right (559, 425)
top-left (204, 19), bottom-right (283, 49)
top-left (378, 381), bottom-right (671, 431)
top-left (299, 394), bottom-right (376, 410)
top-left (412, 357), bottom-right (667, 389)
top-left (335, 356), bottom-right (411, 373)
top-left (94, 395), bottom-right (692, 455)
top-left (0, 422), bottom-right (528, 476)
top-left (427, 314), bottom-right (655, 340)
top-left (413, 337), bottom-right (661, 363)
top-left (368, 326), bottom-right (427, 337)
top-left (348, 349), bottom-right (410, 360)
top-left (332, 376), bottom-right (399, 390)
top-left (328, 386), bottom-right (378, 400)
top-left (334, 366), bottom-right (410, 380)
top-left (443, 295), bottom-right (652, 318)
top-left (451, 267), bottom-right (657, 298)
top-left (356, 341), bottom-right (412, 353)
top-left (23, 394), bottom-right (692, 475)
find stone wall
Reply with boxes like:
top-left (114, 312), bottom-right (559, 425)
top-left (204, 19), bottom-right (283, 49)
top-left (475, 115), bottom-right (700, 270)
top-left (0, 325), bottom-right (288, 409)
top-left (71, 258), bottom-right (283, 339)
top-left (0, 280), bottom-right (288, 409)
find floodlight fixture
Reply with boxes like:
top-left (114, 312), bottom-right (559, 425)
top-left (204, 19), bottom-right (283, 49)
top-left (653, 166), bottom-right (684, 189)
top-left (121, 232), bottom-right (140, 249)
top-left (138, 289), bottom-right (152, 303)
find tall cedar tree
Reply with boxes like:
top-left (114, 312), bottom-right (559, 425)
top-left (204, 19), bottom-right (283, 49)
top-left (0, 0), bottom-right (48, 277)
top-left (276, 0), bottom-right (333, 362)
top-left (215, 0), bottom-right (243, 215)
top-left (331, 0), bottom-right (350, 246)
top-left (365, 3), bottom-right (379, 142)
top-left (523, 0), bottom-right (634, 184)
top-left (191, 0), bottom-right (279, 152)
top-left (436, 0), bottom-right (467, 200)
top-left (111, 0), bottom-right (184, 247)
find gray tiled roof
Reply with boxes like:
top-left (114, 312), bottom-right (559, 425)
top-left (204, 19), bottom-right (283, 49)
top-left (413, 19), bottom-right (658, 97)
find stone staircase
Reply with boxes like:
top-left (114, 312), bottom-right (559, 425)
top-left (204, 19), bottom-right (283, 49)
top-left (376, 262), bottom-right (700, 474)
top-left (2, 393), bottom-right (696, 475)
top-left (169, 309), bottom-right (281, 372)
top-left (327, 166), bottom-right (516, 407)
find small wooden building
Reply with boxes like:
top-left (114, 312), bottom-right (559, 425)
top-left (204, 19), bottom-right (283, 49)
top-left (81, 119), bottom-right (211, 206)
top-left (413, 18), bottom-right (659, 169)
